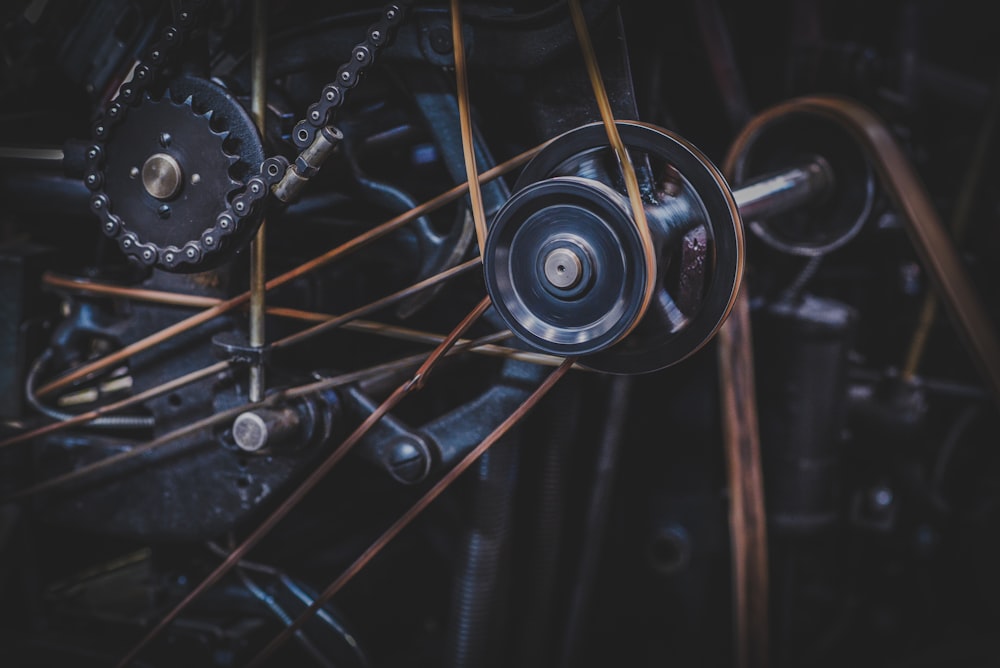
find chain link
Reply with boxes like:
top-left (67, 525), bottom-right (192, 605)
top-left (87, 1), bottom-right (409, 269)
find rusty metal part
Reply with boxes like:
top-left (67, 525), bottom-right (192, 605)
top-left (714, 289), bottom-right (769, 668)
top-left (245, 355), bottom-right (576, 667)
top-left (113, 298), bottom-right (491, 667)
top-left (730, 95), bottom-right (1000, 408)
top-left (450, 0), bottom-right (488, 255)
top-left (35, 144), bottom-right (548, 399)
top-left (567, 0), bottom-right (656, 339)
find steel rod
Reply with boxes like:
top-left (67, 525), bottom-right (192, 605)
top-left (248, 0), bottom-right (268, 403)
top-left (732, 159), bottom-right (833, 222)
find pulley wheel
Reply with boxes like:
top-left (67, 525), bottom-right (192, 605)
top-left (484, 121), bottom-right (743, 373)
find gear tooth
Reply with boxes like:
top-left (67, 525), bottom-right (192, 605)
top-left (183, 94), bottom-right (194, 107)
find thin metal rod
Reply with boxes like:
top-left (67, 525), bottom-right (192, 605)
top-left (0, 145), bottom-right (65, 168)
top-left (249, 0), bottom-right (268, 403)
top-left (567, 0), bottom-right (656, 336)
top-left (7, 332), bottom-right (514, 498)
top-left (43, 273), bottom-right (219, 307)
top-left (450, 0), bottom-right (488, 255)
top-left (0, 362), bottom-right (229, 450)
top-left (271, 258), bottom-right (482, 350)
top-left (8, 268), bottom-right (562, 450)
top-left (35, 144), bottom-right (546, 399)
top-left (10, 399), bottom-right (255, 499)
top-left (246, 355), bottom-right (576, 666)
top-left (113, 298), bottom-right (491, 668)
top-left (42, 271), bottom-right (573, 368)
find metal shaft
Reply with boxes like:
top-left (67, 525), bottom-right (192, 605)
top-left (0, 146), bottom-right (64, 169)
top-left (732, 158), bottom-right (834, 221)
top-left (249, 0), bottom-right (268, 403)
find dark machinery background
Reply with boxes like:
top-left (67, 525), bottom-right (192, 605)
top-left (1, 1), bottom-right (999, 666)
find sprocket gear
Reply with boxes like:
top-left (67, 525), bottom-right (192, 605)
top-left (92, 76), bottom-right (265, 271)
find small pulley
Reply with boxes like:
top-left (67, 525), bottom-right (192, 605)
top-left (483, 121), bottom-right (744, 373)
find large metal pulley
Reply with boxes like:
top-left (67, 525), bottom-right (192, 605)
top-left (484, 121), bottom-right (744, 374)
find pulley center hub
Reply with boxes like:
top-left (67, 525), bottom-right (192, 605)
top-left (141, 152), bottom-right (183, 200)
top-left (543, 246), bottom-right (584, 289)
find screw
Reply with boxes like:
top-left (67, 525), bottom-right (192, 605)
top-left (385, 437), bottom-right (430, 484)
top-left (429, 26), bottom-right (453, 54)
top-left (158, 204), bottom-right (171, 218)
top-left (870, 485), bottom-right (894, 511)
top-left (129, 167), bottom-right (139, 179)
top-left (159, 132), bottom-right (172, 148)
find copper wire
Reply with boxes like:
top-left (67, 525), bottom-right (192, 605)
top-left (567, 0), bottom-right (656, 335)
top-left (450, 0), bottom-right (490, 255)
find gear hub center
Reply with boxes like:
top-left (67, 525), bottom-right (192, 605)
top-left (141, 152), bottom-right (183, 200)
